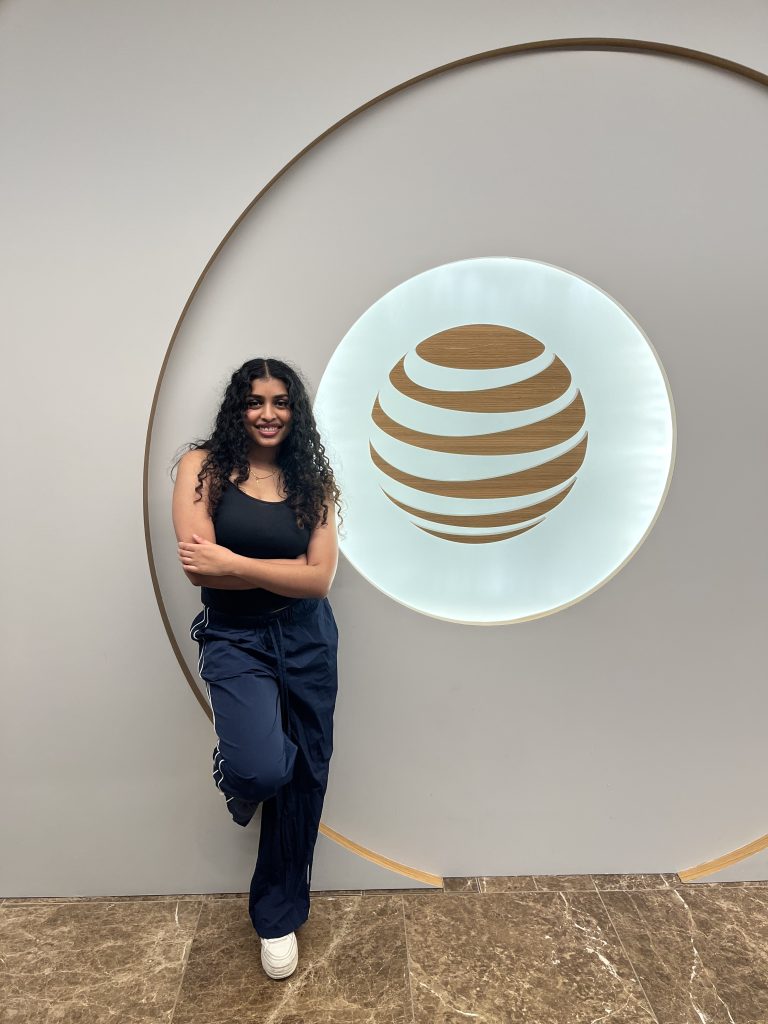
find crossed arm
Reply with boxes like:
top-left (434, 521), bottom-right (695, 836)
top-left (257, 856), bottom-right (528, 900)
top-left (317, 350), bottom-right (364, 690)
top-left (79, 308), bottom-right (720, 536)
top-left (179, 559), bottom-right (307, 592)
top-left (177, 509), bottom-right (338, 599)
top-left (171, 451), bottom-right (338, 599)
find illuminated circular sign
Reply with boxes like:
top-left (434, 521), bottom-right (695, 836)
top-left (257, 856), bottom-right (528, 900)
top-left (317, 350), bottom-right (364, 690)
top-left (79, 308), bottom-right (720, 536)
top-left (315, 258), bottom-right (675, 624)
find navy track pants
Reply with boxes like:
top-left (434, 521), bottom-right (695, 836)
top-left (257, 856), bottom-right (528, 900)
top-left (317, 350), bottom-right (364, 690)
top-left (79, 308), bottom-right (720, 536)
top-left (189, 597), bottom-right (339, 939)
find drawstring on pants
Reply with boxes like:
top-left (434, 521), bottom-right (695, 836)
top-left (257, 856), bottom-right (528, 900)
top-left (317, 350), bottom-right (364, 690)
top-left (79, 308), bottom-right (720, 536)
top-left (266, 609), bottom-right (297, 869)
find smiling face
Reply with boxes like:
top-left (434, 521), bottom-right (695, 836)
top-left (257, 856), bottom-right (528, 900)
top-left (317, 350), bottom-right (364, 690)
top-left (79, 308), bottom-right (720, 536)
top-left (243, 376), bottom-right (292, 452)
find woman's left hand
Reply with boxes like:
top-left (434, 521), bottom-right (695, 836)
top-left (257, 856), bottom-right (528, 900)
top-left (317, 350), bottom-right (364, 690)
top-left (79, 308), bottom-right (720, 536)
top-left (178, 534), bottom-right (237, 576)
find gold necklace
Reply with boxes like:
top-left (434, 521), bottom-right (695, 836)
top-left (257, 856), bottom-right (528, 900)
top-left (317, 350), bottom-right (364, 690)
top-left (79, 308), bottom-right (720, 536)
top-left (248, 467), bottom-right (279, 484)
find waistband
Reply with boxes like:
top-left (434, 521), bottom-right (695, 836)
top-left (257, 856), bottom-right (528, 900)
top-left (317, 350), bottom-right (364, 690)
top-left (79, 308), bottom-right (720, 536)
top-left (201, 597), bottom-right (319, 631)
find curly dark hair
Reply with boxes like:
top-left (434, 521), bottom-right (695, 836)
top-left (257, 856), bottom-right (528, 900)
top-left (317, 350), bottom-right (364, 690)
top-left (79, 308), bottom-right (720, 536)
top-left (172, 357), bottom-right (342, 531)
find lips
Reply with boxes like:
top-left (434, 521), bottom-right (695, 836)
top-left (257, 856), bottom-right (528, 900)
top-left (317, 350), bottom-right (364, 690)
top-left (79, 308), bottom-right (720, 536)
top-left (256, 425), bottom-right (281, 436)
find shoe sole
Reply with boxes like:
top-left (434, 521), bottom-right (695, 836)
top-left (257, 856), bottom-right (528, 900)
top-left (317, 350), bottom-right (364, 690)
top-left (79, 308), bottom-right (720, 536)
top-left (262, 958), bottom-right (297, 979)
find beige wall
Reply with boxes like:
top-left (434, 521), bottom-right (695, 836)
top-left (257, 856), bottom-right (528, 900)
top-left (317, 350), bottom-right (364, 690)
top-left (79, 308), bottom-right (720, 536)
top-left (3, 0), bottom-right (767, 896)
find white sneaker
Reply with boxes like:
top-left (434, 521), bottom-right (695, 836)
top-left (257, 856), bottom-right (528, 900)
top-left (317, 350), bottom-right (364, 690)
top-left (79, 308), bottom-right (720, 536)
top-left (260, 931), bottom-right (298, 979)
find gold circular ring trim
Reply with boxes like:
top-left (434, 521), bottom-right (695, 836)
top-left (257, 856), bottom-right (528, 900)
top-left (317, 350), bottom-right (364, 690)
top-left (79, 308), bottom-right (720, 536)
top-left (143, 38), bottom-right (768, 887)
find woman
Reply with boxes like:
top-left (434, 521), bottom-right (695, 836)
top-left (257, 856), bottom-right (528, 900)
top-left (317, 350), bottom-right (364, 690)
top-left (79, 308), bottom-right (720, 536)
top-left (171, 357), bottom-right (341, 981)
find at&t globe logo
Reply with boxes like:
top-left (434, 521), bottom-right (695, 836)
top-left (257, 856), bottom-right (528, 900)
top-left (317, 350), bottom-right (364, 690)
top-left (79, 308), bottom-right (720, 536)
top-left (370, 324), bottom-right (587, 543)
top-left (314, 258), bottom-right (674, 624)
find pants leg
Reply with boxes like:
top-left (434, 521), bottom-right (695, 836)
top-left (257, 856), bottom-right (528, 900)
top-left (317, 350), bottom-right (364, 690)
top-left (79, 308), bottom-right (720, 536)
top-left (190, 606), bottom-right (297, 827)
top-left (189, 598), bottom-right (339, 939)
top-left (249, 599), bottom-right (339, 937)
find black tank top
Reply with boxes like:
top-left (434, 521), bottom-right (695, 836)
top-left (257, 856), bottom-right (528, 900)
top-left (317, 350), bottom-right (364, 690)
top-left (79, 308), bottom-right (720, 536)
top-left (201, 480), bottom-right (311, 616)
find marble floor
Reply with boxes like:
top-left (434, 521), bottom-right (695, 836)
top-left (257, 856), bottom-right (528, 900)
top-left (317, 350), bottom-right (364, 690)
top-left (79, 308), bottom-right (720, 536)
top-left (2, 874), bottom-right (767, 1023)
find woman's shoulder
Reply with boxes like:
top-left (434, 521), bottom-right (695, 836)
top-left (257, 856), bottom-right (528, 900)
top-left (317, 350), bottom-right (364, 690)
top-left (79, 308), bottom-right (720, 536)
top-left (180, 446), bottom-right (208, 471)
top-left (176, 447), bottom-right (213, 496)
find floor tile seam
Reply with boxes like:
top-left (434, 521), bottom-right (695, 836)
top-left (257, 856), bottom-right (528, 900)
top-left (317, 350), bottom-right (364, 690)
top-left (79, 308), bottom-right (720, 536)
top-left (532, 877), bottom-right (599, 893)
top-left (671, 888), bottom-right (761, 1024)
top-left (443, 888), bottom-right (608, 902)
top-left (1, 882), bottom-right (692, 910)
top-left (361, 889), bottom-right (435, 897)
top-left (668, 886), bottom-right (750, 1012)
top-left (263, 897), bottom-right (363, 1024)
top-left (402, 896), bottom-right (489, 1023)
top-left (1, 896), bottom-right (212, 905)
top-left (4, 876), bottom-right (703, 904)
top-left (595, 888), bottom-right (661, 1024)
top-left (528, 878), bottom-right (592, 892)
top-left (590, 875), bottom-right (676, 893)
top-left (400, 894), bottom-right (417, 1024)
top-left (476, 881), bottom-right (539, 894)
top-left (168, 898), bottom-right (204, 1024)
top-left (442, 878), bottom-right (479, 893)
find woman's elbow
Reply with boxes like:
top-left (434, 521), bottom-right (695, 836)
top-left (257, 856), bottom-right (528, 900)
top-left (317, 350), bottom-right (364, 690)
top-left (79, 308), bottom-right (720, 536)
top-left (309, 566), bottom-right (333, 599)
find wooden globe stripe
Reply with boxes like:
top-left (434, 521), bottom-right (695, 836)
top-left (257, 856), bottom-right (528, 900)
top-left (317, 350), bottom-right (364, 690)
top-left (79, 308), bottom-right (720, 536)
top-left (372, 391), bottom-right (585, 455)
top-left (414, 520), bottom-right (544, 543)
top-left (381, 480), bottom-right (575, 527)
top-left (389, 354), bottom-right (571, 412)
top-left (370, 434), bottom-right (588, 498)
top-left (415, 324), bottom-right (544, 368)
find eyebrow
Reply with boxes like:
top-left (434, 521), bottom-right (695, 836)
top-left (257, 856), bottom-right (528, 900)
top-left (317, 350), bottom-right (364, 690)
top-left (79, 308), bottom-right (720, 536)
top-left (247, 392), bottom-right (289, 399)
